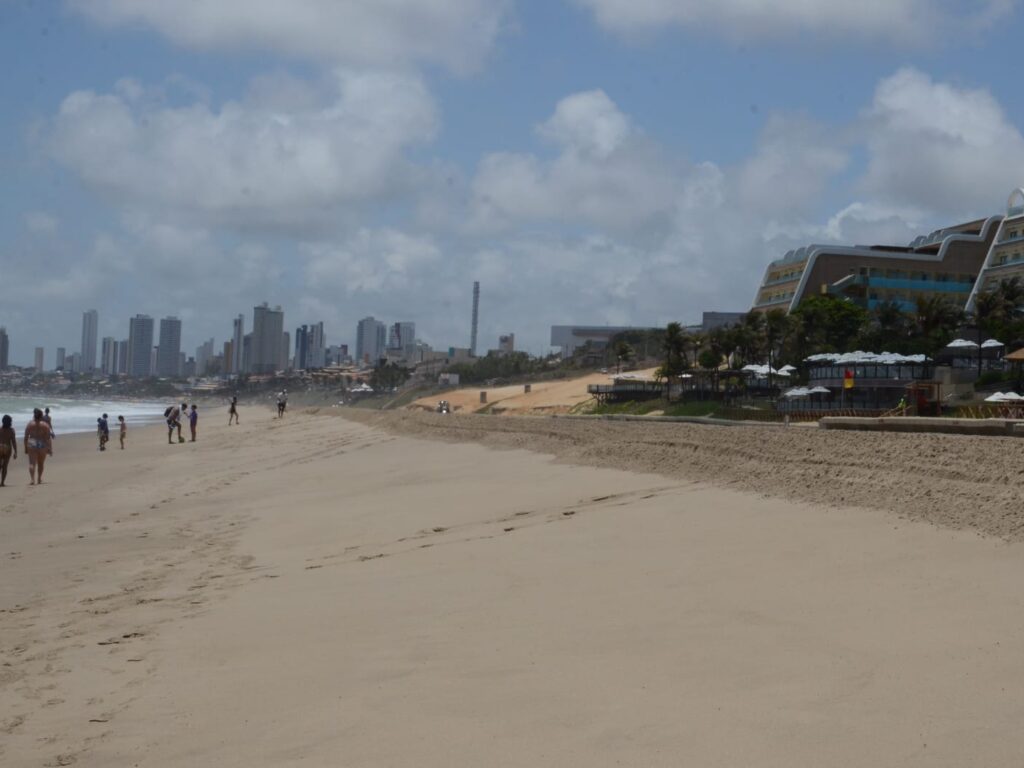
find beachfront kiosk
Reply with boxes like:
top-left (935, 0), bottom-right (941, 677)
top-left (802, 352), bottom-right (936, 413)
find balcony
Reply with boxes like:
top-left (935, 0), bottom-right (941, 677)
top-left (851, 275), bottom-right (974, 293)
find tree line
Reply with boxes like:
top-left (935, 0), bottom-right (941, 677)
top-left (616, 277), bottom-right (1024, 379)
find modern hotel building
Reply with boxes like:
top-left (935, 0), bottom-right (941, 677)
top-left (751, 216), bottom-right (1002, 314)
top-left (967, 188), bottom-right (1024, 309)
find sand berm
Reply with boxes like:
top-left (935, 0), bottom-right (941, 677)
top-left (347, 408), bottom-right (1024, 540)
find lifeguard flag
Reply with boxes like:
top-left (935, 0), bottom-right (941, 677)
top-left (843, 368), bottom-right (855, 389)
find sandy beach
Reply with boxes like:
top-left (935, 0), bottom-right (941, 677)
top-left (3, 408), bottom-right (1024, 766)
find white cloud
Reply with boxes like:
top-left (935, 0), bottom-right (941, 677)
top-left (859, 68), bottom-right (1024, 216)
top-left (70, 0), bottom-right (510, 74)
top-left (737, 115), bottom-right (848, 217)
top-left (538, 90), bottom-right (633, 158)
top-left (49, 70), bottom-right (438, 231)
top-left (469, 90), bottom-right (681, 233)
top-left (571, 0), bottom-right (1012, 44)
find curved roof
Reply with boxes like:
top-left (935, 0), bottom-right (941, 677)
top-left (1009, 188), bottom-right (1024, 211)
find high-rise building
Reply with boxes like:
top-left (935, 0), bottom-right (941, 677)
top-left (80, 309), bottom-right (99, 372)
top-left (156, 317), bottom-right (183, 377)
top-left (308, 321), bottom-right (325, 368)
top-left (195, 338), bottom-right (215, 376)
top-left (117, 340), bottom-right (128, 375)
top-left (101, 337), bottom-right (118, 375)
top-left (56, 347), bottom-right (67, 371)
top-left (356, 316), bottom-right (387, 365)
top-left (295, 325), bottom-right (309, 370)
top-left (34, 347), bottom-right (44, 372)
top-left (223, 340), bottom-right (233, 374)
top-left (388, 322), bottom-right (416, 354)
top-left (470, 281), bottom-right (480, 357)
top-left (293, 322), bottom-right (325, 370)
top-left (242, 333), bottom-right (252, 374)
top-left (498, 334), bottom-right (515, 355)
top-left (67, 352), bottom-right (81, 374)
top-left (127, 315), bottom-right (155, 378)
top-left (251, 303), bottom-right (285, 374)
top-left (232, 314), bottom-right (245, 375)
top-left (0, 327), bottom-right (9, 370)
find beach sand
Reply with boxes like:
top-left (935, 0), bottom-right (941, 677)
top-left (2, 408), bottom-right (1024, 766)
top-left (409, 368), bottom-right (659, 415)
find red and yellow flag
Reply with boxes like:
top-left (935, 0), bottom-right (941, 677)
top-left (843, 369), bottom-right (855, 389)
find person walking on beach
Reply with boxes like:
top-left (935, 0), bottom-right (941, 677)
top-left (277, 391), bottom-right (287, 418)
top-left (228, 396), bottom-right (240, 426)
top-left (43, 407), bottom-right (54, 455)
top-left (0, 415), bottom-right (17, 487)
top-left (118, 415), bottom-right (126, 450)
top-left (189, 404), bottom-right (198, 442)
top-left (98, 413), bottom-right (110, 451)
top-left (165, 404), bottom-right (183, 445)
top-left (24, 408), bottom-right (52, 485)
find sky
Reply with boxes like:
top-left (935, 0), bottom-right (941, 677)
top-left (2, 0), bottom-right (1024, 365)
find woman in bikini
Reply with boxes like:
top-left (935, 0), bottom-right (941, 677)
top-left (24, 408), bottom-right (52, 485)
top-left (0, 415), bottom-right (17, 487)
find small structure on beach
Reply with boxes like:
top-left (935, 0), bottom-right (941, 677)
top-left (797, 351), bottom-right (935, 412)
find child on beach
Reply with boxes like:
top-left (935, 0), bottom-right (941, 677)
top-left (228, 396), bottom-right (239, 425)
top-left (189, 404), bottom-right (198, 442)
top-left (0, 415), bottom-right (17, 487)
top-left (118, 415), bottom-right (126, 450)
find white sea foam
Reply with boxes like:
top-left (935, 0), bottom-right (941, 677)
top-left (0, 396), bottom-right (168, 435)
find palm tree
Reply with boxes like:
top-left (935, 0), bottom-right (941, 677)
top-left (662, 322), bottom-right (686, 401)
top-left (971, 290), bottom-right (1004, 377)
top-left (764, 309), bottom-right (791, 391)
top-left (870, 300), bottom-right (909, 352)
top-left (914, 296), bottom-right (964, 353)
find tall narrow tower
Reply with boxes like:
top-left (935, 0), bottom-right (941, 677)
top-left (470, 281), bottom-right (480, 357)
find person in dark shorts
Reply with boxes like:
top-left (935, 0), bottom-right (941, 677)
top-left (0, 415), bottom-right (17, 487)
top-left (98, 413), bottom-right (110, 451)
top-left (24, 409), bottom-right (52, 485)
top-left (189, 404), bottom-right (198, 442)
top-left (228, 396), bottom-right (240, 426)
top-left (166, 404), bottom-right (183, 445)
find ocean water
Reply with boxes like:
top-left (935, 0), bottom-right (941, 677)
top-left (0, 396), bottom-right (168, 435)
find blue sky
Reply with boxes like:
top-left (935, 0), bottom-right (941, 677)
top-left (2, 0), bottom-right (1024, 364)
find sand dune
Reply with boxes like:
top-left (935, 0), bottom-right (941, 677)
top-left (411, 368), bottom-right (659, 415)
top-left (2, 408), bottom-right (1024, 766)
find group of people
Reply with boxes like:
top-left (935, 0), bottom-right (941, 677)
top-left (0, 407), bottom-right (56, 486)
top-left (0, 395), bottom-right (245, 488)
top-left (95, 414), bottom-right (127, 452)
top-left (165, 402), bottom-right (200, 445)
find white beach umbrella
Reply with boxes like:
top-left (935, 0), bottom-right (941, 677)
top-left (985, 392), bottom-right (1008, 402)
top-left (946, 338), bottom-right (979, 349)
top-left (807, 386), bottom-right (831, 395)
top-left (783, 387), bottom-right (810, 398)
top-left (981, 339), bottom-right (1005, 349)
